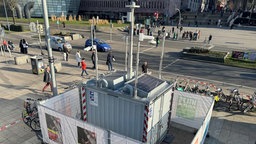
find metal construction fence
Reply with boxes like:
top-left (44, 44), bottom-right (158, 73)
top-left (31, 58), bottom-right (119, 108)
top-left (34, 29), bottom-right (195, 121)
top-left (38, 88), bottom-right (142, 144)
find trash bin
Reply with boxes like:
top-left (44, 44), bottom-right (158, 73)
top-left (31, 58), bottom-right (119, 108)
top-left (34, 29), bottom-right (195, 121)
top-left (30, 56), bottom-right (44, 75)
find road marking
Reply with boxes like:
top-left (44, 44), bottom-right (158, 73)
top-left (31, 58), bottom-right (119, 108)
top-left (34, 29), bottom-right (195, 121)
top-left (0, 118), bottom-right (22, 132)
top-left (163, 59), bottom-right (180, 69)
top-left (140, 47), bottom-right (154, 53)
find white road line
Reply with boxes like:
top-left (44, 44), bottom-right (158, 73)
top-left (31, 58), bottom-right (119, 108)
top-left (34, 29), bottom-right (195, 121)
top-left (163, 59), bottom-right (180, 69)
top-left (140, 47), bottom-right (155, 53)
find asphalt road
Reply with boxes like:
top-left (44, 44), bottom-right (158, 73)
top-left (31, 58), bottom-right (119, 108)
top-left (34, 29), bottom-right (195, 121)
top-left (67, 29), bottom-right (256, 88)
top-left (5, 26), bottom-right (256, 88)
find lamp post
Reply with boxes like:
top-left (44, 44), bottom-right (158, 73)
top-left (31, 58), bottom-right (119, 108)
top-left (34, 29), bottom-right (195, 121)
top-left (176, 8), bottom-right (181, 28)
top-left (90, 24), bottom-right (98, 83)
top-left (159, 32), bottom-right (166, 79)
top-left (126, 1), bottom-right (140, 80)
top-left (42, 0), bottom-right (58, 96)
top-left (3, 0), bottom-right (10, 31)
top-left (125, 35), bottom-right (128, 71)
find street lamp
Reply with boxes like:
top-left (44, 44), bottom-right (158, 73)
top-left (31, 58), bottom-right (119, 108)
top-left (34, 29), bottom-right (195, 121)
top-left (42, 0), bottom-right (58, 96)
top-left (3, 0), bottom-right (10, 31)
top-left (159, 32), bottom-right (166, 79)
top-left (175, 8), bottom-right (181, 28)
top-left (125, 1), bottom-right (140, 80)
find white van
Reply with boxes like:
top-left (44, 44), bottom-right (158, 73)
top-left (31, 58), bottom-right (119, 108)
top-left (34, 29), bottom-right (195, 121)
top-left (49, 36), bottom-right (72, 52)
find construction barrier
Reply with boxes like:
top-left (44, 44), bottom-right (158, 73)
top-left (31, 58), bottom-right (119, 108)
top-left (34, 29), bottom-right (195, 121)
top-left (38, 88), bottom-right (143, 144)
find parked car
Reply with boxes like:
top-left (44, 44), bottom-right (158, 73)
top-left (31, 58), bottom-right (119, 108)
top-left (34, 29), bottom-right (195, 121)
top-left (48, 36), bottom-right (72, 52)
top-left (84, 39), bottom-right (111, 52)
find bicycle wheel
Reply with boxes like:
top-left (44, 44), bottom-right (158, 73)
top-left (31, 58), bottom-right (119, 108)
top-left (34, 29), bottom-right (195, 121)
top-left (30, 117), bottom-right (41, 131)
top-left (22, 110), bottom-right (30, 124)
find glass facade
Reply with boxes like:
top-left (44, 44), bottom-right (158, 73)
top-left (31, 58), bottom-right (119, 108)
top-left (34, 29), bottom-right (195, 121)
top-left (18, 0), bottom-right (81, 17)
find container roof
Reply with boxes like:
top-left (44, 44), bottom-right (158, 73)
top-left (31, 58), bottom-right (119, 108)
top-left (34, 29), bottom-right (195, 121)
top-left (104, 71), bottom-right (127, 81)
top-left (128, 74), bottom-right (165, 93)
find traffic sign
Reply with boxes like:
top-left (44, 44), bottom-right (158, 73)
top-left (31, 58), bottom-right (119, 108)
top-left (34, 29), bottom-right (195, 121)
top-left (37, 24), bottom-right (44, 33)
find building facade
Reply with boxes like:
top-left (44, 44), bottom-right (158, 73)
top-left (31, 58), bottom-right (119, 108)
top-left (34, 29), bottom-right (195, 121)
top-left (78, 0), bottom-right (181, 21)
top-left (0, 0), bottom-right (81, 18)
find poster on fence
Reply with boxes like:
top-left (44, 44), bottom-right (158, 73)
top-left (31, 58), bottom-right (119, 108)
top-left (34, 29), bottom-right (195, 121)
top-left (232, 51), bottom-right (244, 59)
top-left (77, 126), bottom-right (96, 144)
top-left (45, 113), bottom-right (63, 144)
top-left (232, 51), bottom-right (256, 61)
top-left (171, 90), bottom-right (213, 129)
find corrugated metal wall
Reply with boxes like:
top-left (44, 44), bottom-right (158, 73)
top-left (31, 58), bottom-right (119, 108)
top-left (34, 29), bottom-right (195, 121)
top-left (86, 88), bottom-right (145, 141)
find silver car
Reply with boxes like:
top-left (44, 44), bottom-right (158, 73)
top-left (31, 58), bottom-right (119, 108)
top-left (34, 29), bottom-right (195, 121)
top-left (49, 36), bottom-right (72, 52)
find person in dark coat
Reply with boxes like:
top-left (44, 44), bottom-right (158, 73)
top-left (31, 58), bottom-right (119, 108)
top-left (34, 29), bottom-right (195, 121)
top-left (42, 66), bottom-right (52, 92)
top-left (106, 51), bottom-right (115, 71)
top-left (142, 61), bottom-right (148, 73)
top-left (19, 39), bottom-right (23, 53)
top-left (22, 39), bottom-right (28, 54)
top-left (91, 49), bottom-right (96, 69)
top-left (208, 34), bottom-right (212, 44)
top-left (156, 36), bottom-right (159, 47)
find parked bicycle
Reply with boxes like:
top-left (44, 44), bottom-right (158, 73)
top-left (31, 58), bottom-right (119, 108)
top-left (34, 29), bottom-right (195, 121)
top-left (228, 88), bottom-right (243, 110)
top-left (241, 91), bottom-right (256, 113)
top-left (22, 98), bottom-right (42, 131)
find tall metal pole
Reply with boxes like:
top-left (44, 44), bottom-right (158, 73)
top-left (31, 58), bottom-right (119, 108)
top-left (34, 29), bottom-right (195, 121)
top-left (90, 24), bottom-right (98, 84)
top-left (110, 20), bottom-right (112, 42)
top-left (176, 8), bottom-right (181, 28)
top-left (3, 0), bottom-right (10, 31)
top-left (125, 36), bottom-right (128, 71)
top-left (37, 20), bottom-right (43, 54)
top-left (134, 40), bottom-right (140, 98)
top-left (159, 32), bottom-right (166, 79)
top-left (129, 2), bottom-right (135, 80)
top-left (42, 0), bottom-right (58, 96)
top-left (126, 2), bottom-right (140, 80)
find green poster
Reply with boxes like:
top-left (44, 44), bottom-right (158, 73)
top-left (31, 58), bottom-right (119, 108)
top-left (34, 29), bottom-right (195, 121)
top-left (176, 96), bottom-right (197, 120)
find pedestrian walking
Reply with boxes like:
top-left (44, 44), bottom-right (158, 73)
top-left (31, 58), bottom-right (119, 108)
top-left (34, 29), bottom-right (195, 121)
top-left (156, 36), bottom-right (159, 47)
top-left (91, 49), bottom-right (96, 69)
top-left (208, 34), bottom-right (212, 44)
top-left (180, 26), bottom-right (183, 33)
top-left (75, 51), bottom-right (81, 67)
top-left (142, 61), bottom-right (148, 73)
top-left (106, 51), bottom-right (115, 71)
top-left (63, 44), bottom-right (69, 61)
top-left (42, 66), bottom-right (52, 92)
top-left (172, 27), bottom-right (174, 34)
top-left (62, 21), bottom-right (65, 28)
top-left (80, 58), bottom-right (89, 77)
top-left (198, 30), bottom-right (201, 39)
top-left (162, 26), bottom-right (165, 33)
top-left (22, 39), bottom-right (28, 54)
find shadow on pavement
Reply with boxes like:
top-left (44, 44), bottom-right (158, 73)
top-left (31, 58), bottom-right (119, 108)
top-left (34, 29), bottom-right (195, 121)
top-left (1, 67), bottom-right (31, 74)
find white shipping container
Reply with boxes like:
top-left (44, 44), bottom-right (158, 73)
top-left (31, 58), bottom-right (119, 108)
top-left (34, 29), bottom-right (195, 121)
top-left (82, 73), bottom-right (173, 143)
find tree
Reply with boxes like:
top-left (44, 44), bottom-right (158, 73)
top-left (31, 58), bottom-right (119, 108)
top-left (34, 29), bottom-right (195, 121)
top-left (7, 0), bottom-right (18, 24)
